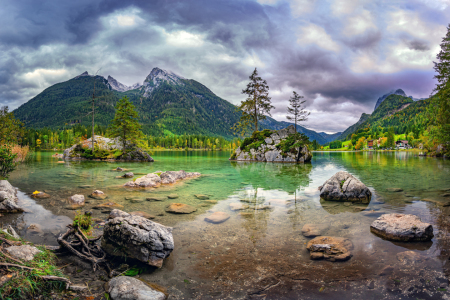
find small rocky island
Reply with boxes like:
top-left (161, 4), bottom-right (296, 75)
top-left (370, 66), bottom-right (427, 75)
top-left (63, 135), bottom-right (153, 161)
top-left (230, 125), bottom-right (312, 163)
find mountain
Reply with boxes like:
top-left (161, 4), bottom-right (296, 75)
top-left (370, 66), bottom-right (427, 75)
top-left (337, 113), bottom-right (371, 140)
top-left (14, 67), bottom-right (340, 141)
top-left (259, 117), bottom-right (341, 144)
top-left (338, 93), bottom-right (430, 140)
top-left (374, 89), bottom-right (407, 111)
top-left (107, 75), bottom-right (142, 92)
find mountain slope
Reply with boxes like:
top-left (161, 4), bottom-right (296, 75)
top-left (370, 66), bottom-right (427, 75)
top-left (259, 117), bottom-right (341, 144)
top-left (337, 113), bottom-right (371, 140)
top-left (14, 67), bottom-right (341, 141)
top-left (374, 89), bottom-right (407, 111)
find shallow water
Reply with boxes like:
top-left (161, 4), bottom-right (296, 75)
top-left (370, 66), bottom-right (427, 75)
top-left (4, 150), bottom-right (450, 299)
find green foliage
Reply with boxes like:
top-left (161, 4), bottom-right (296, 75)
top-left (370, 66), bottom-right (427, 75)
top-left (113, 150), bottom-right (123, 158)
top-left (0, 106), bottom-right (25, 145)
top-left (73, 211), bottom-right (93, 236)
top-left (329, 140), bottom-right (343, 149)
top-left (0, 230), bottom-right (67, 299)
top-left (108, 96), bottom-right (144, 150)
top-left (0, 145), bottom-right (17, 179)
top-left (275, 132), bottom-right (310, 156)
top-left (240, 129), bottom-right (272, 151)
top-left (123, 266), bottom-right (146, 277)
top-left (432, 24), bottom-right (450, 145)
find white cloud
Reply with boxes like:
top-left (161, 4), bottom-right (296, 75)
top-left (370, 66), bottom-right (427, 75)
top-left (289, 0), bottom-right (317, 17)
top-left (343, 9), bottom-right (376, 36)
top-left (20, 68), bottom-right (68, 88)
top-left (243, 53), bottom-right (265, 68)
top-left (163, 30), bottom-right (205, 47)
top-left (297, 24), bottom-right (340, 52)
top-left (331, 0), bottom-right (360, 16)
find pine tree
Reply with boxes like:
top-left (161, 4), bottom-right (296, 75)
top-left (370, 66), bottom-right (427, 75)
top-left (433, 24), bottom-right (450, 145)
top-left (108, 97), bottom-right (143, 150)
top-left (286, 91), bottom-right (310, 132)
top-left (234, 68), bottom-right (274, 134)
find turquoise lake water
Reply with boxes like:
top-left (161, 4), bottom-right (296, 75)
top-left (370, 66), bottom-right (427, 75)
top-left (4, 151), bottom-right (450, 299)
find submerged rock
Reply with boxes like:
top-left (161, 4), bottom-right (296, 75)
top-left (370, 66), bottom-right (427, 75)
top-left (124, 171), bottom-right (200, 188)
top-left (301, 223), bottom-right (328, 238)
top-left (0, 181), bottom-right (22, 213)
top-left (102, 214), bottom-right (174, 268)
top-left (147, 197), bottom-right (166, 202)
top-left (194, 194), bottom-right (209, 200)
top-left (69, 194), bottom-right (85, 205)
top-left (123, 172), bottom-right (134, 178)
top-left (130, 211), bottom-right (155, 219)
top-left (89, 190), bottom-right (108, 200)
top-left (319, 171), bottom-right (371, 203)
top-left (93, 202), bottom-right (124, 211)
top-left (167, 194), bottom-right (179, 199)
top-left (31, 192), bottom-right (50, 199)
top-left (108, 276), bottom-right (166, 300)
top-left (204, 212), bottom-right (230, 224)
top-left (6, 245), bottom-right (41, 261)
top-left (27, 224), bottom-right (43, 235)
top-left (306, 236), bottom-right (353, 261)
top-left (396, 251), bottom-right (425, 265)
top-left (109, 209), bottom-right (130, 219)
top-left (165, 203), bottom-right (197, 214)
top-left (387, 188), bottom-right (403, 192)
top-left (229, 203), bottom-right (249, 211)
top-left (370, 213), bottom-right (433, 242)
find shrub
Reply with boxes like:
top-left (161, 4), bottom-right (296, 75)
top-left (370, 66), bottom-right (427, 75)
top-left (0, 145), bottom-right (17, 179)
top-left (240, 129), bottom-right (273, 151)
top-left (275, 133), bottom-right (310, 156)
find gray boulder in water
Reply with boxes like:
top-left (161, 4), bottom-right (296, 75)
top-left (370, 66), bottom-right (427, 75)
top-left (319, 171), bottom-right (371, 203)
top-left (370, 214), bottom-right (433, 242)
top-left (101, 212), bottom-right (174, 268)
top-left (108, 276), bottom-right (166, 300)
top-left (0, 180), bottom-right (23, 213)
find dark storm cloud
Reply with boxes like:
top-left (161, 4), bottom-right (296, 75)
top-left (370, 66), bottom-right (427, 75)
top-left (1, 0), bottom-right (449, 132)
top-left (405, 39), bottom-right (430, 51)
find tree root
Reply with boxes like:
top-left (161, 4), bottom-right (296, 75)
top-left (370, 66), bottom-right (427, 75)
top-left (57, 224), bottom-right (115, 277)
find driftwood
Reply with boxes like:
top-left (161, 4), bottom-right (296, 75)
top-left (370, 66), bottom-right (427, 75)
top-left (57, 224), bottom-right (115, 277)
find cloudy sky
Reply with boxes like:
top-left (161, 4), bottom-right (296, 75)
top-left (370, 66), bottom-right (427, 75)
top-left (1, 0), bottom-right (449, 133)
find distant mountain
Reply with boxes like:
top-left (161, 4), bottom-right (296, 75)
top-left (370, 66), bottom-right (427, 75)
top-left (259, 117), bottom-right (341, 145)
top-left (107, 75), bottom-right (142, 92)
top-left (14, 67), bottom-right (337, 141)
top-left (337, 113), bottom-right (371, 140)
top-left (374, 89), bottom-right (407, 111)
top-left (338, 93), bottom-right (430, 140)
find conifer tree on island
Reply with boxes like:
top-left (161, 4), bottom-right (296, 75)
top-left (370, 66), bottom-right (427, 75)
top-left (234, 68), bottom-right (274, 135)
top-left (286, 91), bottom-right (310, 132)
top-left (433, 24), bottom-right (450, 145)
top-left (108, 96), bottom-right (144, 150)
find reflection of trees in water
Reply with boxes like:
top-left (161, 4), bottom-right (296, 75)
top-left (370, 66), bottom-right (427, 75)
top-left (230, 161), bottom-right (312, 192)
top-left (231, 162), bottom-right (313, 241)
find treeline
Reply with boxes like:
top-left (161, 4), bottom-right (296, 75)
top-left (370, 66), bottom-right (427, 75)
top-left (20, 125), bottom-right (242, 151)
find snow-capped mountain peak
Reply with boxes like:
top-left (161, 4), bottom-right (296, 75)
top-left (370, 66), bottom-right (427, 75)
top-left (143, 67), bottom-right (185, 97)
top-left (107, 75), bottom-right (142, 92)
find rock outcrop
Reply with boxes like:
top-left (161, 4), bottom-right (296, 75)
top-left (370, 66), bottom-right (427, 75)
top-left (370, 214), bottom-right (434, 242)
top-left (63, 135), bottom-right (153, 162)
top-left (230, 125), bottom-right (312, 163)
top-left (319, 171), bottom-right (371, 203)
top-left (0, 180), bottom-right (22, 213)
top-left (102, 213), bottom-right (174, 268)
top-left (306, 236), bottom-right (353, 261)
top-left (6, 245), bottom-right (41, 261)
top-left (124, 170), bottom-right (200, 188)
top-left (108, 276), bottom-right (166, 300)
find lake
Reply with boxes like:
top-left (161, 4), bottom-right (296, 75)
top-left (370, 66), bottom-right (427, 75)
top-left (5, 151), bottom-right (450, 299)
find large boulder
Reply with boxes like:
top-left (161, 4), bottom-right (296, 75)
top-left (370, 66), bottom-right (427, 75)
top-left (370, 214), bottom-right (434, 242)
top-left (124, 171), bottom-right (200, 188)
top-left (108, 276), bottom-right (166, 300)
top-left (0, 180), bottom-right (22, 213)
top-left (230, 125), bottom-right (312, 163)
top-left (63, 135), bottom-right (154, 162)
top-left (69, 194), bottom-right (85, 205)
top-left (319, 171), bottom-right (371, 203)
top-left (102, 213), bottom-right (174, 268)
top-left (306, 236), bottom-right (353, 261)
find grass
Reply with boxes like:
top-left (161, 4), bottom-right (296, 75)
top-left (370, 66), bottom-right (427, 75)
top-left (73, 211), bottom-right (93, 236)
top-left (0, 229), bottom-right (69, 299)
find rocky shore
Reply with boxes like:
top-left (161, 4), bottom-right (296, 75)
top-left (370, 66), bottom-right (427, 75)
top-left (63, 135), bottom-right (153, 162)
top-left (230, 125), bottom-right (312, 163)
